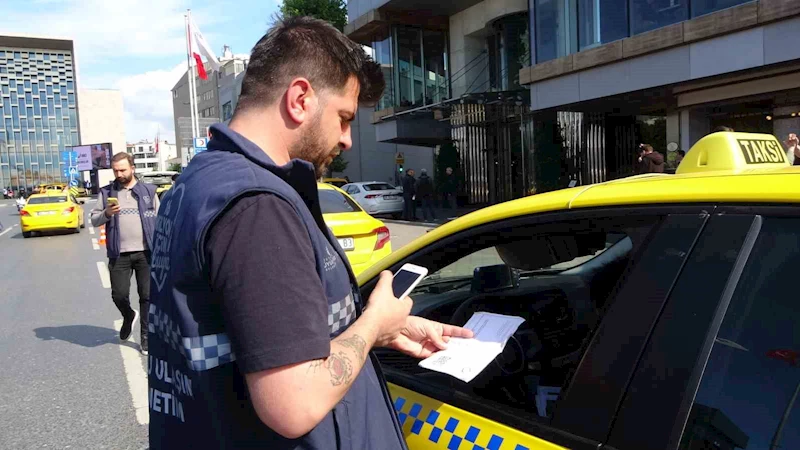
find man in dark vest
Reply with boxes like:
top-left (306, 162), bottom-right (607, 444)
top-left (90, 152), bottom-right (158, 355)
top-left (147, 16), bottom-right (471, 450)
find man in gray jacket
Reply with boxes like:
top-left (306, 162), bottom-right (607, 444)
top-left (91, 153), bottom-right (159, 354)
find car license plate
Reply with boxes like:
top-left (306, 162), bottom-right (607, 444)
top-left (337, 237), bottom-right (355, 251)
top-left (38, 211), bottom-right (55, 216)
top-left (383, 195), bottom-right (397, 200)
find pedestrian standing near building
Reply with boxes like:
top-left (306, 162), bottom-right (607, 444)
top-left (785, 133), bottom-right (800, 166)
top-left (90, 152), bottom-right (158, 355)
top-left (415, 168), bottom-right (436, 221)
top-left (402, 168), bottom-right (417, 221)
top-left (147, 17), bottom-right (471, 450)
top-left (637, 144), bottom-right (665, 174)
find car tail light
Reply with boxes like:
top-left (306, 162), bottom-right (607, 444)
top-left (20, 210), bottom-right (30, 216)
top-left (373, 226), bottom-right (390, 250)
top-left (365, 194), bottom-right (381, 199)
top-left (63, 207), bottom-right (75, 215)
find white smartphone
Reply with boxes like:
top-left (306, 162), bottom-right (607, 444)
top-left (392, 263), bottom-right (428, 300)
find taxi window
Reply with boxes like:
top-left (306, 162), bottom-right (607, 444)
top-left (375, 218), bottom-right (657, 427)
top-left (28, 196), bottom-right (67, 204)
top-left (319, 189), bottom-right (361, 214)
top-left (678, 218), bottom-right (800, 450)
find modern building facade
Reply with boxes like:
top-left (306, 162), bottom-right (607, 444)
top-left (78, 88), bottom-right (125, 160)
top-left (171, 46), bottom-right (248, 160)
top-left (0, 35), bottom-right (80, 190)
top-left (126, 139), bottom-right (178, 173)
top-left (345, 0), bottom-right (800, 205)
top-left (520, 0), bottom-right (800, 190)
top-left (345, 0), bottom-right (533, 204)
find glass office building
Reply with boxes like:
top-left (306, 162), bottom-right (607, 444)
top-left (0, 36), bottom-right (79, 191)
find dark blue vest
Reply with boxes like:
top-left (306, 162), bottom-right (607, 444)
top-left (99, 181), bottom-right (157, 259)
top-left (147, 123), bottom-right (407, 450)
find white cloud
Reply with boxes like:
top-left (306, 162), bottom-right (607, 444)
top-left (4, 0), bottom-right (226, 143)
top-left (112, 63), bottom-right (186, 144)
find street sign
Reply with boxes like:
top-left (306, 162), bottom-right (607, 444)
top-left (194, 137), bottom-right (208, 149)
top-left (70, 179), bottom-right (79, 187)
top-left (395, 152), bottom-right (404, 164)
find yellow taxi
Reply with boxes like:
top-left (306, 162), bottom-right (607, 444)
top-left (356, 132), bottom-right (800, 450)
top-left (20, 192), bottom-right (85, 238)
top-left (319, 182), bottom-right (391, 276)
top-left (321, 177), bottom-right (349, 188)
top-left (141, 171), bottom-right (178, 199)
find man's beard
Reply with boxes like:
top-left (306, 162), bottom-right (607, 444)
top-left (290, 116), bottom-right (339, 179)
top-left (117, 175), bottom-right (132, 185)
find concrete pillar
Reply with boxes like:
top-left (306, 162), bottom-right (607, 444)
top-left (666, 112), bottom-right (681, 151)
top-left (680, 109), bottom-right (711, 152)
top-left (773, 105), bottom-right (800, 163)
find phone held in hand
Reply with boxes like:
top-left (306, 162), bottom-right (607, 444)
top-left (106, 197), bottom-right (119, 206)
top-left (392, 263), bottom-right (428, 300)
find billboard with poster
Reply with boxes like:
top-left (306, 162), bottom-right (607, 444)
top-left (69, 143), bottom-right (113, 171)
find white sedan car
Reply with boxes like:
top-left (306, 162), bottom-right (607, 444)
top-left (342, 182), bottom-right (404, 218)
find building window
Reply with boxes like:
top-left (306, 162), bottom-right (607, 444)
top-left (395, 27), bottom-right (424, 108)
top-left (690, 0), bottom-right (752, 18)
top-left (535, 0), bottom-right (577, 63)
top-left (372, 32), bottom-right (394, 110)
top-left (578, 0), bottom-right (629, 50)
top-left (423, 30), bottom-right (449, 103)
top-left (173, 90), bottom-right (177, 99)
top-left (630, 0), bottom-right (688, 35)
top-left (488, 13), bottom-right (530, 91)
top-left (222, 101), bottom-right (233, 120)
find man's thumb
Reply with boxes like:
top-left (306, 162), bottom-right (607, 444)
top-left (376, 270), bottom-right (394, 291)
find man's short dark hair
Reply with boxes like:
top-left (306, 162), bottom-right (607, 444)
top-left (111, 152), bottom-right (134, 166)
top-left (236, 16), bottom-right (385, 113)
top-left (677, 150), bottom-right (686, 156)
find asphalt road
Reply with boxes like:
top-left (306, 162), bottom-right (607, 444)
top-left (0, 199), bottom-right (148, 450)
top-left (0, 199), bottom-right (434, 450)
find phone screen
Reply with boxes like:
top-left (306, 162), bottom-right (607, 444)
top-left (392, 269), bottom-right (422, 298)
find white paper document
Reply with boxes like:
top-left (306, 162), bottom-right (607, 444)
top-left (418, 312), bottom-right (525, 383)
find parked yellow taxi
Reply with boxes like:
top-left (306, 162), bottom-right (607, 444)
top-left (319, 182), bottom-right (391, 276)
top-left (356, 132), bottom-right (800, 450)
top-left (19, 192), bottom-right (85, 238)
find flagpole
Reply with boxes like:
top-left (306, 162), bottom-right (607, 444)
top-left (188, 10), bottom-right (201, 140)
top-left (185, 10), bottom-right (198, 146)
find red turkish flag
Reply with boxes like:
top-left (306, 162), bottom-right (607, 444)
top-left (766, 349), bottom-right (799, 366)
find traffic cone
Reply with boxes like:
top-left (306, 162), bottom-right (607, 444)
top-left (99, 225), bottom-right (106, 246)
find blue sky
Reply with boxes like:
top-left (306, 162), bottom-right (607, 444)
top-left (4, 0), bottom-right (282, 143)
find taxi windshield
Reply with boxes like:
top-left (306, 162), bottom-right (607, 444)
top-left (28, 196), bottom-right (67, 204)
top-left (319, 189), bottom-right (361, 214)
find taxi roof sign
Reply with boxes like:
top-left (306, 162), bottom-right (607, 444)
top-left (677, 132), bottom-right (789, 175)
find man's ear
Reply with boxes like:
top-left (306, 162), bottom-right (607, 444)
top-left (284, 78), bottom-right (316, 125)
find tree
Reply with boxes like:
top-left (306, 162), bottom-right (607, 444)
top-left (167, 163), bottom-right (182, 173)
top-left (328, 153), bottom-right (348, 175)
top-left (279, 0), bottom-right (347, 31)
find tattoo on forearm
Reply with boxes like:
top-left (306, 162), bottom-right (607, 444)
top-left (326, 351), bottom-right (353, 386)
top-left (307, 360), bottom-right (325, 374)
top-left (338, 334), bottom-right (367, 362)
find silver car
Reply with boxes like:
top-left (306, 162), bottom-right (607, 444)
top-left (342, 182), bottom-right (404, 218)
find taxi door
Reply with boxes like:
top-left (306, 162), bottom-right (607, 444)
top-left (366, 207), bottom-right (715, 450)
top-left (605, 207), bottom-right (800, 450)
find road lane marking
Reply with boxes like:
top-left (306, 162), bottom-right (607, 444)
top-left (89, 226), bottom-right (95, 235)
top-left (113, 318), bottom-right (149, 425)
top-left (96, 261), bottom-right (111, 288)
top-left (13, 224), bottom-right (18, 227)
top-left (91, 238), bottom-right (100, 250)
top-left (0, 228), bottom-right (11, 237)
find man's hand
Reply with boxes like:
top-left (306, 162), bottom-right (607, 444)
top-left (387, 316), bottom-right (474, 359)
top-left (363, 271), bottom-right (413, 348)
top-left (104, 203), bottom-right (121, 218)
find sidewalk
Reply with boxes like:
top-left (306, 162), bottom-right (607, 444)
top-left (382, 204), bottom-right (484, 227)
